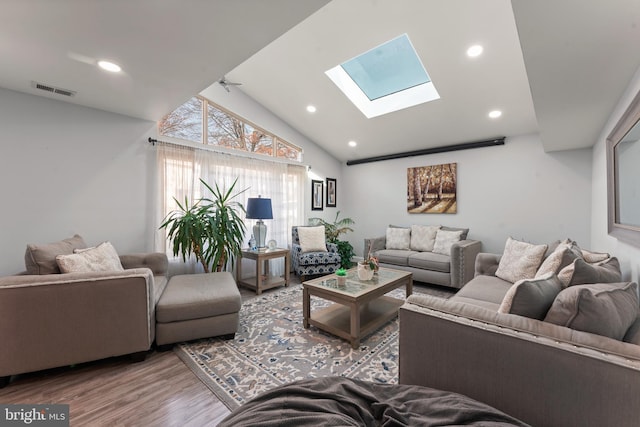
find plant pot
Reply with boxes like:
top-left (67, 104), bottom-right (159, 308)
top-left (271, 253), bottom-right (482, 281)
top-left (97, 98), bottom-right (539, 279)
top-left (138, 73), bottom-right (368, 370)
top-left (357, 263), bottom-right (374, 281)
top-left (337, 275), bottom-right (347, 286)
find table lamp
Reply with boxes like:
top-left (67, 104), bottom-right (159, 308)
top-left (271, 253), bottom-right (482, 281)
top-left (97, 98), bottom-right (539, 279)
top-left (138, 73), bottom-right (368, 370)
top-left (246, 196), bottom-right (273, 251)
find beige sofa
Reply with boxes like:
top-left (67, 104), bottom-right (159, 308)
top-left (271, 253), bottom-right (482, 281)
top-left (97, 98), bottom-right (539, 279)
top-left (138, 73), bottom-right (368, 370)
top-left (365, 225), bottom-right (481, 289)
top-left (0, 236), bottom-right (168, 387)
top-left (399, 244), bottom-right (640, 427)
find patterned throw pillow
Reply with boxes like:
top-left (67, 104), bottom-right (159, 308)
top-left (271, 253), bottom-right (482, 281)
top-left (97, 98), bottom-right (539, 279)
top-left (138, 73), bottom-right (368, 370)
top-left (432, 229), bottom-right (463, 255)
top-left (298, 226), bottom-right (328, 253)
top-left (535, 242), bottom-right (581, 278)
top-left (410, 225), bottom-right (441, 252)
top-left (56, 241), bottom-right (124, 273)
top-left (495, 237), bottom-right (548, 283)
top-left (545, 282), bottom-right (639, 340)
top-left (386, 227), bottom-right (411, 250)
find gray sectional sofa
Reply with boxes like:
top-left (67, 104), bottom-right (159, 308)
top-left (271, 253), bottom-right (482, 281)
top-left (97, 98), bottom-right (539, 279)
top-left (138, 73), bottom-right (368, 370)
top-left (399, 239), bottom-right (640, 427)
top-left (0, 235), bottom-right (169, 387)
top-left (365, 225), bottom-right (481, 289)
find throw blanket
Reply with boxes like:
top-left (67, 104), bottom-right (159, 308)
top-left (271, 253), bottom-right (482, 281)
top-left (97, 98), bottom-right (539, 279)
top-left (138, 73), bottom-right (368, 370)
top-left (218, 377), bottom-right (529, 426)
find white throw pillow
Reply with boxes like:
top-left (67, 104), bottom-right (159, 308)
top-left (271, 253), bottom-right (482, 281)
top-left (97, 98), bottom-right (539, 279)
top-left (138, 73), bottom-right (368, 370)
top-left (495, 237), bottom-right (548, 283)
top-left (56, 241), bottom-right (124, 273)
top-left (386, 227), bottom-right (411, 250)
top-left (432, 229), bottom-right (463, 255)
top-left (410, 225), bottom-right (441, 252)
top-left (298, 226), bottom-right (328, 253)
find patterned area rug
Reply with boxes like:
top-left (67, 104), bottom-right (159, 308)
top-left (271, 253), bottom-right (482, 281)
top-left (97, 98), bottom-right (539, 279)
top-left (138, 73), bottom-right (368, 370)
top-left (174, 283), bottom-right (449, 410)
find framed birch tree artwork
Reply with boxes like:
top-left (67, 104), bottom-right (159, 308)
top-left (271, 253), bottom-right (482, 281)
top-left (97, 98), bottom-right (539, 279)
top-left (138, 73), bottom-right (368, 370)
top-left (407, 163), bottom-right (457, 214)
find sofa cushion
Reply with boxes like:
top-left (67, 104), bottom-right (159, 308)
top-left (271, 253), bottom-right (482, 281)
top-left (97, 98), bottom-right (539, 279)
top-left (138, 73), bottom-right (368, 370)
top-left (557, 257), bottom-right (622, 287)
top-left (376, 249), bottom-right (419, 267)
top-left (386, 227), bottom-right (411, 250)
top-left (432, 229), bottom-right (463, 255)
top-left (451, 275), bottom-right (513, 306)
top-left (407, 251), bottom-right (450, 273)
top-left (410, 225), bottom-right (440, 252)
top-left (545, 282), bottom-right (639, 340)
top-left (495, 237), bottom-right (547, 283)
top-left (298, 226), bottom-right (327, 253)
top-left (56, 241), bottom-right (124, 273)
top-left (297, 251), bottom-right (341, 266)
top-left (441, 226), bottom-right (469, 240)
top-left (623, 315), bottom-right (640, 346)
top-left (24, 234), bottom-right (88, 275)
top-left (498, 273), bottom-right (563, 320)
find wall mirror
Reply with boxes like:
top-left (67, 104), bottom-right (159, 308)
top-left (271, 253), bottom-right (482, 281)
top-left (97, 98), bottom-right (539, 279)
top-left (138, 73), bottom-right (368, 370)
top-left (607, 89), bottom-right (640, 247)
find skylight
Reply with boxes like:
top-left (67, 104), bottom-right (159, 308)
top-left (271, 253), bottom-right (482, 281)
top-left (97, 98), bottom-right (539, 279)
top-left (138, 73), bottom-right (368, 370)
top-left (326, 34), bottom-right (439, 118)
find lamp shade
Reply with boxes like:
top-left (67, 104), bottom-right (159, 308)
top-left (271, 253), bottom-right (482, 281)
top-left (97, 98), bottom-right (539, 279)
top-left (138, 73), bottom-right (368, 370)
top-left (246, 197), bottom-right (273, 220)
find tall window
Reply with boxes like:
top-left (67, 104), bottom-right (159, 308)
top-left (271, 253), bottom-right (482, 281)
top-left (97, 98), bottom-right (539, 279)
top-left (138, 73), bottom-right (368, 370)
top-left (154, 142), bottom-right (305, 275)
top-left (159, 96), bottom-right (303, 162)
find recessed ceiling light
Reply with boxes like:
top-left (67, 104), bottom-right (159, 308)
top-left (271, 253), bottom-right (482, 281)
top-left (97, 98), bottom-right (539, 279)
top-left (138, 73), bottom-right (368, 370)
top-left (97, 60), bottom-right (122, 73)
top-left (466, 45), bottom-right (483, 57)
top-left (488, 110), bottom-right (502, 119)
top-left (306, 105), bottom-right (317, 113)
top-left (348, 140), bottom-right (357, 147)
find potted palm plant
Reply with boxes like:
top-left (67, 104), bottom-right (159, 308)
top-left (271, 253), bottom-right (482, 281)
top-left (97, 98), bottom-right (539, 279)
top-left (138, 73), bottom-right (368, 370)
top-left (160, 178), bottom-right (247, 273)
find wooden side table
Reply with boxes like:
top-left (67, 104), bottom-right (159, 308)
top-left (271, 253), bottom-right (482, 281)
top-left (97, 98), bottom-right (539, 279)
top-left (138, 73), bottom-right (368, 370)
top-left (236, 248), bottom-right (290, 294)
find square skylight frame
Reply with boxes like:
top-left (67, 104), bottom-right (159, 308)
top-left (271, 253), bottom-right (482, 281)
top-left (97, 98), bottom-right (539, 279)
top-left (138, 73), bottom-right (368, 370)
top-left (326, 34), bottom-right (440, 118)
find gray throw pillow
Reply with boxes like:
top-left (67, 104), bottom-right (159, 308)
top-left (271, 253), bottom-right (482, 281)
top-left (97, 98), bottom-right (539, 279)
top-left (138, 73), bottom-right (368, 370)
top-left (558, 257), bottom-right (622, 287)
top-left (24, 234), bottom-right (87, 274)
top-left (498, 273), bottom-right (563, 320)
top-left (544, 282), bottom-right (639, 340)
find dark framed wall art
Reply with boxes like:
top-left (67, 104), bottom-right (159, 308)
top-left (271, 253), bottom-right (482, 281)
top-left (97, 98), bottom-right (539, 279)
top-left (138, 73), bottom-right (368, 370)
top-left (312, 179), bottom-right (323, 210)
top-left (326, 178), bottom-right (337, 207)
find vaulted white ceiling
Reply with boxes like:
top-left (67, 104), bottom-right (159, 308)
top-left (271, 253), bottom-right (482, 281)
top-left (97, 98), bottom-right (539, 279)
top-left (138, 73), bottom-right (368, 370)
top-left (2, 0), bottom-right (640, 163)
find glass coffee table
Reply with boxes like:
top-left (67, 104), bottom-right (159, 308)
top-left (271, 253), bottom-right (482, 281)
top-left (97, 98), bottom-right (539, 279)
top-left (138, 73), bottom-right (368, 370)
top-left (302, 267), bottom-right (413, 349)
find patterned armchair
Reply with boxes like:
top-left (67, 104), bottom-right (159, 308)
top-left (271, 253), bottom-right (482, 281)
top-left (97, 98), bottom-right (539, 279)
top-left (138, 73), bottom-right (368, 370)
top-left (291, 226), bottom-right (341, 281)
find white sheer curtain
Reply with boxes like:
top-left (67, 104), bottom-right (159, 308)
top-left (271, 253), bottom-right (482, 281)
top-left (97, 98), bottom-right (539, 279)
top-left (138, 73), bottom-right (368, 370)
top-left (154, 141), bottom-right (305, 277)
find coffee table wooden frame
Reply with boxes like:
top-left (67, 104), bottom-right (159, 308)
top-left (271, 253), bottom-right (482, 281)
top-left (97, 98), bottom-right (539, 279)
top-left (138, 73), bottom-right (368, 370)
top-left (302, 267), bottom-right (412, 349)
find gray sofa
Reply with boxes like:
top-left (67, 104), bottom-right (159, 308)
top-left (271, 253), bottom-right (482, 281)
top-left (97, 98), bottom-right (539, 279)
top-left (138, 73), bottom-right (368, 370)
top-left (0, 235), bottom-right (168, 387)
top-left (399, 246), bottom-right (640, 427)
top-left (365, 225), bottom-right (481, 289)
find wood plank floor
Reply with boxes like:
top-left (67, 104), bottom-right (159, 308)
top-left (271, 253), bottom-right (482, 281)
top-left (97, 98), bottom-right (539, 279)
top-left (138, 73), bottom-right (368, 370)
top-left (0, 350), bottom-right (230, 426)
top-left (0, 277), bottom-right (453, 426)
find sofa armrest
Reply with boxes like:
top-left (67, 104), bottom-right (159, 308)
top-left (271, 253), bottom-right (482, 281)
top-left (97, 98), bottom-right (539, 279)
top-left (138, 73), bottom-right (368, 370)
top-left (399, 295), bottom-right (640, 427)
top-left (474, 252), bottom-right (501, 277)
top-left (364, 236), bottom-right (386, 256)
top-left (0, 269), bottom-right (155, 377)
top-left (449, 239), bottom-right (482, 288)
top-left (119, 252), bottom-right (168, 276)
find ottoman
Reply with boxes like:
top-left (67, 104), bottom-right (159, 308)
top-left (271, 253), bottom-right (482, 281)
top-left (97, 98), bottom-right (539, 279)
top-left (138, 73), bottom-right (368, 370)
top-left (155, 272), bottom-right (242, 346)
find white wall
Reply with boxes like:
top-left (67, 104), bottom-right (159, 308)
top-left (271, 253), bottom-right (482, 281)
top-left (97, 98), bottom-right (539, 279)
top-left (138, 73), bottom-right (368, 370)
top-left (0, 88), bottom-right (157, 275)
top-left (342, 133), bottom-right (593, 257)
top-left (0, 86), bottom-right (343, 275)
top-left (591, 65), bottom-right (640, 283)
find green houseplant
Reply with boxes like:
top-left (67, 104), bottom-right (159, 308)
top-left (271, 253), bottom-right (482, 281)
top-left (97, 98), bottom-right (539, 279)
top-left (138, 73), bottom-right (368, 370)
top-left (309, 211), bottom-right (355, 269)
top-left (160, 178), bottom-right (247, 273)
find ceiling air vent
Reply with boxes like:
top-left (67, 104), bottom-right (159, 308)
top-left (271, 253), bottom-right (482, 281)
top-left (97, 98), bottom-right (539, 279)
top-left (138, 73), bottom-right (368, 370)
top-left (31, 81), bottom-right (77, 97)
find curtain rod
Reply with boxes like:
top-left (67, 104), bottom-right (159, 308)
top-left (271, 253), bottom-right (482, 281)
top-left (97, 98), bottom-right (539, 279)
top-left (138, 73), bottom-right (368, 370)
top-left (148, 137), bottom-right (310, 168)
top-left (346, 137), bottom-right (506, 166)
